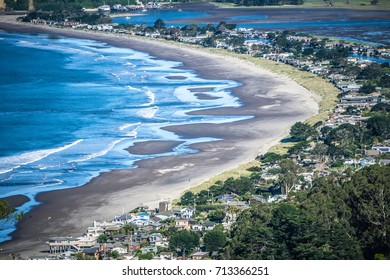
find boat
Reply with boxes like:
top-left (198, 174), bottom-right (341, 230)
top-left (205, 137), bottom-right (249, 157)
top-left (126, 16), bottom-right (131, 19)
top-left (141, 9), bottom-right (147, 12)
top-left (178, 9), bottom-right (182, 12)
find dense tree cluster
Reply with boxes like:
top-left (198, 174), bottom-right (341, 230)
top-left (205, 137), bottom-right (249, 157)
top-left (224, 165), bottom-right (390, 259)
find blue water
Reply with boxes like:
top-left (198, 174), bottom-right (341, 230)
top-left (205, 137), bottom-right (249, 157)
top-left (350, 53), bottom-right (390, 64)
top-left (114, 9), bottom-right (209, 27)
top-left (0, 32), bottom-right (250, 241)
top-left (113, 10), bottom-right (390, 45)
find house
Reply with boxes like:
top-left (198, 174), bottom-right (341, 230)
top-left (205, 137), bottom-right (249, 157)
top-left (191, 224), bottom-right (203, 232)
top-left (218, 194), bottom-right (236, 204)
top-left (379, 159), bottom-right (390, 165)
top-left (141, 246), bottom-right (158, 254)
top-left (366, 149), bottom-right (380, 156)
top-left (112, 245), bottom-right (128, 255)
top-left (109, 234), bottom-right (127, 242)
top-left (126, 242), bottom-right (141, 252)
top-left (134, 231), bottom-right (149, 244)
top-left (192, 252), bottom-right (209, 260)
top-left (372, 145), bottom-right (390, 154)
top-left (344, 159), bottom-right (359, 166)
top-left (360, 157), bottom-right (376, 168)
top-left (180, 207), bottom-right (195, 219)
top-left (149, 216), bottom-right (162, 227)
top-left (227, 201), bottom-right (250, 210)
top-left (47, 237), bottom-right (81, 254)
top-left (175, 219), bottom-right (190, 231)
top-left (149, 233), bottom-right (164, 247)
top-left (158, 252), bottom-right (175, 260)
top-left (155, 211), bottom-right (175, 220)
top-left (204, 222), bottom-right (216, 231)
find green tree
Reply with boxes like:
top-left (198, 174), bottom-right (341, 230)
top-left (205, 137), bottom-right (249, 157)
top-left (97, 234), bottom-right (108, 243)
top-left (108, 250), bottom-right (120, 259)
top-left (169, 230), bottom-right (199, 256)
top-left (203, 229), bottom-right (226, 252)
top-left (346, 165), bottom-right (390, 259)
top-left (366, 115), bottom-right (390, 140)
top-left (153, 19), bottom-right (166, 30)
top-left (137, 252), bottom-right (154, 260)
top-left (290, 122), bottom-right (316, 142)
top-left (181, 191), bottom-right (195, 206)
top-left (359, 83), bottom-right (376, 94)
top-left (119, 223), bottom-right (136, 235)
top-left (278, 159), bottom-right (300, 195)
top-left (0, 200), bottom-right (15, 220)
top-left (371, 103), bottom-right (390, 113)
top-left (208, 209), bottom-right (226, 223)
top-left (226, 203), bottom-right (276, 260)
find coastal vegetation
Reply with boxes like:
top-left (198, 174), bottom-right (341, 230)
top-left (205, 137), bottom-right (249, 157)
top-left (0, 200), bottom-right (15, 220)
top-left (224, 165), bottom-right (390, 260)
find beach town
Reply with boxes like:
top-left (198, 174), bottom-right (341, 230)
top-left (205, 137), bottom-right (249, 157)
top-left (0, 1), bottom-right (389, 260)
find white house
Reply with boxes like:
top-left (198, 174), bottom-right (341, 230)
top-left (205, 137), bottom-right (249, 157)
top-left (180, 207), bottom-right (195, 219)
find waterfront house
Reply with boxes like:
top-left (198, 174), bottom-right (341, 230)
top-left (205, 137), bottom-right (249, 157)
top-left (47, 237), bottom-right (81, 254)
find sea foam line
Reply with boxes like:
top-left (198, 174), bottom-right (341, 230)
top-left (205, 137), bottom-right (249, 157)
top-left (69, 139), bottom-right (125, 163)
top-left (0, 140), bottom-right (83, 175)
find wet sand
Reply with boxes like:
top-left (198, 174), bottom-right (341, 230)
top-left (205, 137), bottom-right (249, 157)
top-left (126, 140), bottom-right (185, 155)
top-left (0, 19), bottom-right (319, 258)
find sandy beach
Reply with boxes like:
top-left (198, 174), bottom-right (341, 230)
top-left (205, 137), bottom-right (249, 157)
top-left (0, 17), bottom-right (319, 258)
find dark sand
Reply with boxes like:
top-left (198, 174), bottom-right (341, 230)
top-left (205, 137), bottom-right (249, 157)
top-left (165, 76), bottom-right (188, 80)
top-left (0, 18), bottom-right (319, 258)
top-left (3, 195), bottom-right (30, 209)
top-left (126, 140), bottom-right (185, 155)
top-left (194, 93), bottom-right (222, 100)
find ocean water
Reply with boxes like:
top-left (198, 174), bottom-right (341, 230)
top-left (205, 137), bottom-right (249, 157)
top-left (0, 32), bottom-right (250, 241)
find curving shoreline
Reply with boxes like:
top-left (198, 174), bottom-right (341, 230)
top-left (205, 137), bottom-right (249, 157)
top-left (0, 19), bottom-right (319, 257)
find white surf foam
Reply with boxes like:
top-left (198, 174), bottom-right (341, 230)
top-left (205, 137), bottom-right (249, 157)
top-left (0, 139), bottom-right (83, 175)
top-left (137, 106), bottom-right (159, 119)
top-left (126, 85), bottom-right (141, 92)
top-left (70, 139), bottom-right (125, 163)
top-left (143, 89), bottom-right (155, 105)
